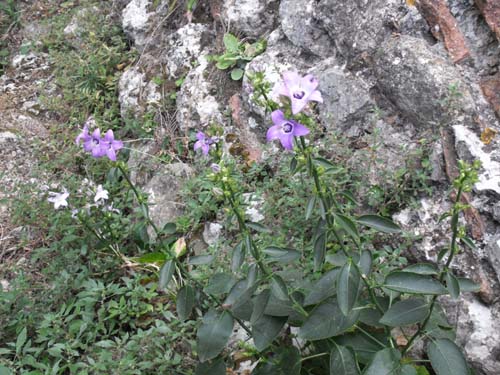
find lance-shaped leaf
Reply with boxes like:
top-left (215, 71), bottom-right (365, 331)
top-left (303, 268), bottom-right (340, 306)
top-left (379, 298), bottom-right (429, 327)
top-left (251, 289), bottom-right (270, 324)
top-left (263, 247), bottom-right (301, 263)
top-left (403, 263), bottom-right (439, 275)
top-left (335, 213), bottom-right (359, 241)
top-left (457, 277), bottom-right (480, 292)
top-left (158, 260), bottom-right (175, 291)
top-left (363, 348), bottom-right (402, 375)
top-left (195, 358), bottom-right (226, 375)
top-left (428, 339), bottom-right (469, 375)
top-left (299, 301), bottom-right (359, 341)
top-left (329, 344), bottom-right (359, 375)
top-left (205, 273), bottom-right (237, 296)
top-left (271, 275), bottom-right (289, 301)
top-left (337, 262), bottom-right (360, 316)
top-left (252, 315), bottom-right (286, 351)
top-left (445, 271), bottom-right (460, 299)
top-left (197, 309), bottom-right (234, 362)
top-left (384, 272), bottom-right (448, 295)
top-left (177, 285), bottom-right (195, 321)
top-left (356, 215), bottom-right (401, 233)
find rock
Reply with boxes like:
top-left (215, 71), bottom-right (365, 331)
top-left (475, 0), bottom-right (500, 40)
top-left (279, 0), bottom-right (335, 58)
top-left (480, 73), bottom-right (500, 118)
top-left (429, 141), bottom-right (447, 182)
top-left (486, 235), bottom-right (500, 284)
top-left (315, 0), bottom-right (405, 61)
top-left (162, 24), bottom-right (213, 79)
top-left (118, 67), bottom-right (161, 118)
top-left (453, 125), bottom-right (500, 195)
top-left (416, 0), bottom-right (470, 63)
top-left (176, 55), bottom-right (223, 131)
top-left (144, 163), bottom-right (193, 234)
top-left (222, 0), bottom-right (278, 38)
top-left (312, 59), bottom-right (373, 132)
top-left (374, 36), bottom-right (476, 129)
top-left (203, 222), bottom-right (223, 245)
top-left (0, 132), bottom-right (18, 143)
top-left (446, 296), bottom-right (500, 374)
top-left (122, 0), bottom-right (152, 50)
top-left (242, 193), bottom-right (265, 222)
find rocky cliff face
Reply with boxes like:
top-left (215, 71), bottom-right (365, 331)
top-left (116, 1), bottom-right (500, 372)
top-left (2, 0), bottom-right (499, 373)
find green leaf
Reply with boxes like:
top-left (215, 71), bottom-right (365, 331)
top-left (158, 260), bottom-right (175, 291)
top-left (445, 272), bottom-right (460, 299)
top-left (402, 364), bottom-right (418, 375)
top-left (177, 285), bottom-right (195, 321)
top-left (457, 277), bottom-right (480, 293)
top-left (271, 276), bottom-right (289, 301)
top-left (461, 236), bottom-right (476, 251)
top-left (135, 252), bottom-right (166, 264)
top-left (359, 250), bottom-right (372, 276)
top-left (384, 272), bottom-right (448, 295)
top-left (379, 298), bottom-right (429, 327)
top-left (299, 301), bottom-right (359, 341)
top-left (197, 309), bottom-right (234, 362)
top-left (356, 215), bottom-right (401, 233)
top-left (313, 157), bottom-right (336, 169)
top-left (336, 331), bottom-right (388, 364)
top-left (223, 33), bottom-right (240, 52)
top-left (162, 222), bottom-right (177, 234)
top-left (247, 221), bottom-right (272, 233)
top-left (313, 231), bottom-right (326, 271)
top-left (358, 297), bottom-right (389, 328)
top-left (224, 279), bottom-right (257, 311)
top-left (216, 58), bottom-right (235, 70)
top-left (403, 263), bottom-right (439, 275)
top-left (423, 303), bottom-right (455, 340)
top-left (230, 68), bottom-right (244, 80)
top-left (251, 289), bottom-right (270, 324)
top-left (303, 268), bottom-right (340, 306)
top-left (335, 214), bottom-right (359, 241)
top-left (306, 196), bottom-right (316, 220)
top-left (16, 327), bottom-right (27, 355)
top-left (263, 247), bottom-right (301, 263)
top-left (428, 339), bottom-right (469, 375)
top-left (337, 262), bottom-right (360, 316)
top-left (363, 348), bottom-right (402, 375)
top-left (231, 241), bottom-right (244, 272)
top-left (205, 273), bottom-right (237, 296)
top-left (189, 254), bottom-right (215, 265)
top-left (252, 315), bottom-right (286, 351)
top-left (0, 365), bottom-right (12, 375)
top-left (195, 358), bottom-right (226, 375)
top-left (437, 248), bottom-right (449, 262)
top-left (330, 344), bottom-right (359, 375)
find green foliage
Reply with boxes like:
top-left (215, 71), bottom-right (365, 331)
top-left (210, 33), bottom-right (266, 80)
top-left (0, 0), bottom-right (18, 75)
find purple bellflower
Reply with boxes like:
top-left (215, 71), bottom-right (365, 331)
top-left (83, 129), bottom-right (106, 158)
top-left (193, 132), bottom-right (215, 156)
top-left (267, 110), bottom-right (309, 150)
top-left (75, 125), bottom-right (91, 145)
top-left (101, 130), bottom-right (124, 161)
top-left (273, 71), bottom-right (323, 115)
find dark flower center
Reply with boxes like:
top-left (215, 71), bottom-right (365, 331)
top-left (93, 138), bottom-right (100, 145)
top-left (282, 122), bottom-right (294, 134)
top-left (293, 91), bottom-right (305, 99)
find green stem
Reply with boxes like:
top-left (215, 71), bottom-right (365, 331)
top-left (402, 185), bottom-right (464, 356)
top-left (301, 352), bottom-right (329, 363)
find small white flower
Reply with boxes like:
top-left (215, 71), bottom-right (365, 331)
top-left (94, 185), bottom-right (109, 203)
top-left (105, 204), bottom-right (120, 214)
top-left (71, 209), bottom-right (79, 219)
top-left (48, 189), bottom-right (69, 209)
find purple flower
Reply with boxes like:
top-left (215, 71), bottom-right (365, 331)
top-left (273, 71), bottom-right (323, 115)
top-left (101, 130), bottom-right (123, 161)
top-left (75, 125), bottom-right (91, 145)
top-left (83, 129), bottom-right (106, 158)
top-left (211, 163), bottom-right (221, 173)
top-left (267, 110), bottom-right (309, 150)
top-left (193, 132), bottom-right (214, 156)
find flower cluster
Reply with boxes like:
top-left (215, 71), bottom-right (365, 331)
top-left (193, 132), bottom-right (218, 156)
top-left (267, 71), bottom-right (322, 150)
top-left (76, 126), bottom-right (123, 161)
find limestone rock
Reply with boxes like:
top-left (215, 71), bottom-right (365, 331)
top-left (486, 235), bottom-right (500, 284)
top-left (222, 0), bottom-right (278, 38)
top-left (315, 0), bottom-right (405, 61)
top-left (374, 36), bottom-right (476, 128)
top-left (122, 0), bottom-right (152, 50)
top-left (312, 60), bottom-right (373, 131)
top-left (176, 56), bottom-right (223, 131)
top-left (279, 0), bottom-right (335, 58)
top-left (144, 163), bottom-right (193, 233)
top-left (162, 24), bottom-right (213, 79)
top-left (118, 67), bottom-right (161, 118)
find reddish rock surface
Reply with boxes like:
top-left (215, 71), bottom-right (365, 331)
top-left (475, 0), bottom-right (500, 40)
top-left (480, 73), bottom-right (500, 118)
top-left (417, 0), bottom-right (470, 63)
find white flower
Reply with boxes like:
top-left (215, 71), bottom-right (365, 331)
top-left (48, 189), bottom-right (69, 209)
top-left (94, 185), bottom-right (109, 203)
